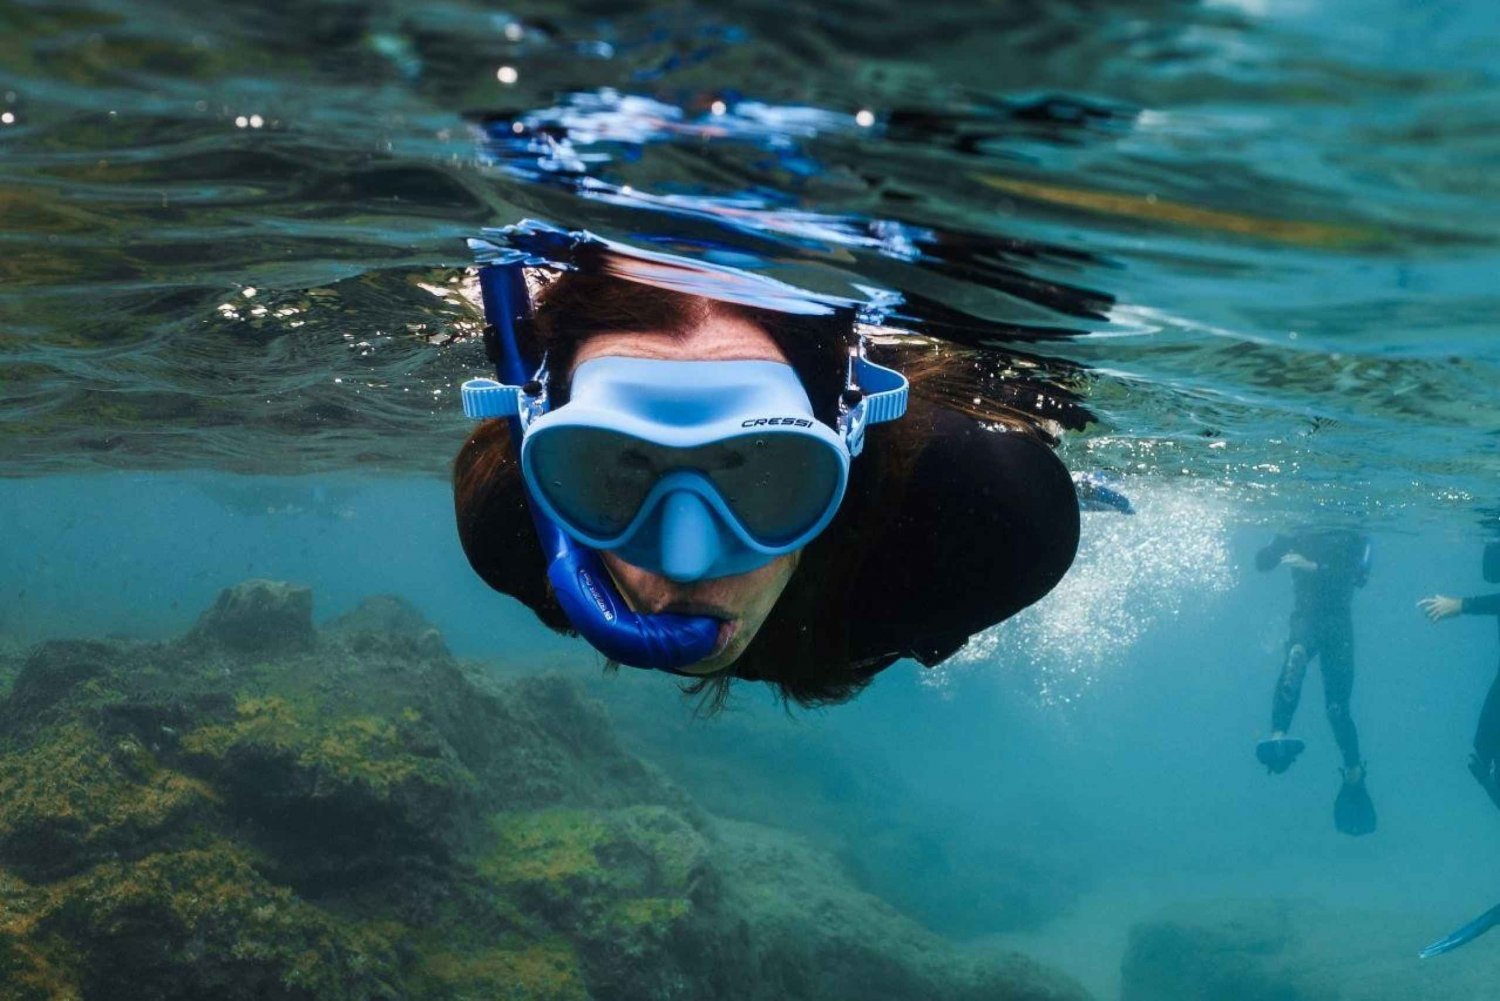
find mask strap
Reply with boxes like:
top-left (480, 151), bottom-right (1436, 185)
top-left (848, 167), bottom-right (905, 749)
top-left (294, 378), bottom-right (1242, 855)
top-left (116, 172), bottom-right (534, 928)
top-left (837, 334), bottom-right (909, 457)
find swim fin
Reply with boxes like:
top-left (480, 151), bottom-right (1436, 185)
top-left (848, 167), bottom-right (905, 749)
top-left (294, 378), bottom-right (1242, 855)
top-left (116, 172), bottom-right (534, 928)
top-left (1468, 753), bottom-right (1500, 814)
top-left (1420, 900), bottom-right (1500, 959)
top-left (1255, 736), bottom-right (1306, 775)
top-left (1334, 766), bottom-right (1377, 837)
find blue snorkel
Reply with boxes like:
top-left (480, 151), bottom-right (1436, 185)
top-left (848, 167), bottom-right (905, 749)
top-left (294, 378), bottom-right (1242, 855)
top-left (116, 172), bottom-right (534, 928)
top-left (474, 263), bottom-right (721, 672)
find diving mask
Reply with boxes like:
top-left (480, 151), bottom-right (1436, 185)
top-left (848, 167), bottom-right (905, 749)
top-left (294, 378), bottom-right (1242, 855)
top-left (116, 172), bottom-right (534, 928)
top-left (464, 352), bottom-right (906, 582)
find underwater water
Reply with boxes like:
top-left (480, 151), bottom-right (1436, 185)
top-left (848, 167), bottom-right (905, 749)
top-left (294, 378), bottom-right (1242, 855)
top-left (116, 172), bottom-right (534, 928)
top-left (4, 0), bottom-right (1500, 998)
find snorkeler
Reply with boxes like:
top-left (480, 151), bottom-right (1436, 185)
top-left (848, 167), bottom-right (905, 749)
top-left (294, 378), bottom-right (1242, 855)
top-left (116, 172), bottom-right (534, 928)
top-left (1253, 529), bottom-right (1376, 836)
top-left (1417, 541), bottom-right (1500, 812)
top-left (1415, 542), bottom-right (1500, 959)
top-left (452, 225), bottom-right (1080, 707)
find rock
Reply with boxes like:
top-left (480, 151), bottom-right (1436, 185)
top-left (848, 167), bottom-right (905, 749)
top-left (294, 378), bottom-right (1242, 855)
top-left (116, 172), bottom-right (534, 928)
top-left (1121, 900), bottom-right (1300, 1001)
top-left (2, 641), bottom-right (113, 728)
top-left (714, 819), bottom-right (1091, 1001)
top-left (1121, 898), bottom-right (1500, 1001)
top-left (189, 579), bottom-right (315, 653)
top-left (2, 843), bottom-right (401, 1001)
top-left (0, 581), bottom-right (1091, 1001)
top-left (566, 659), bottom-right (1088, 939)
top-left (326, 594), bottom-right (449, 660)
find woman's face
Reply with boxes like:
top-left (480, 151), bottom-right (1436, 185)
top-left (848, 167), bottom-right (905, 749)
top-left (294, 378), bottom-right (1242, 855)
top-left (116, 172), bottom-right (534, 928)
top-left (572, 311), bottom-right (801, 674)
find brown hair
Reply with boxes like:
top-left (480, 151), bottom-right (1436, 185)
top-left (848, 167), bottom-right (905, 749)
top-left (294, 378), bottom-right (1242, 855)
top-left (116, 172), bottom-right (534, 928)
top-left (453, 269), bottom-right (1048, 708)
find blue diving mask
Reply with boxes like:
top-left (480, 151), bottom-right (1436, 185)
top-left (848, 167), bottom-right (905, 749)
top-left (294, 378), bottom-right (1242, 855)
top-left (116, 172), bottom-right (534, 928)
top-left (487, 356), bottom-right (854, 582)
top-left (465, 348), bottom-right (908, 581)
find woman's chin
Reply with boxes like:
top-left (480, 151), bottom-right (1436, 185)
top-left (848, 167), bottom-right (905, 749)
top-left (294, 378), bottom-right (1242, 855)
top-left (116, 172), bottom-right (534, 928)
top-left (680, 620), bottom-right (743, 674)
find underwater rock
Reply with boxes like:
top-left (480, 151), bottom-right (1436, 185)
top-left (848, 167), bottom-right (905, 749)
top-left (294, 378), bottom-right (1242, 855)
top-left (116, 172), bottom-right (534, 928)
top-left (1120, 898), bottom-right (1500, 1001)
top-left (1120, 899), bottom-right (1300, 1001)
top-left (0, 580), bottom-right (1091, 1001)
top-left (188, 578), bottom-right (315, 653)
top-left (714, 819), bottom-right (1091, 1001)
top-left (2, 640), bottom-right (113, 728)
top-left (326, 593), bottom-right (450, 660)
top-left (559, 659), bottom-right (1088, 939)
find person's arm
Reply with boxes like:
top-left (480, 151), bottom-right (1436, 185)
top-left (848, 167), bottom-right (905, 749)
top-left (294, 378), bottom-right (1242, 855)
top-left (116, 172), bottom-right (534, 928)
top-left (1352, 537), bottom-right (1372, 589)
top-left (851, 409), bottom-right (1080, 669)
top-left (1418, 593), bottom-right (1500, 622)
top-left (1464, 593), bottom-right (1500, 616)
top-left (1256, 535), bottom-right (1294, 572)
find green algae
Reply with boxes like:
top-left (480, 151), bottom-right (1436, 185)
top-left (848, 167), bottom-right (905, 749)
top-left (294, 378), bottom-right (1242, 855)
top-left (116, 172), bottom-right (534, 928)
top-left (0, 722), bottom-right (215, 877)
top-left (480, 810), bottom-right (612, 888)
top-left (182, 695), bottom-right (425, 798)
top-left (417, 941), bottom-right (587, 1001)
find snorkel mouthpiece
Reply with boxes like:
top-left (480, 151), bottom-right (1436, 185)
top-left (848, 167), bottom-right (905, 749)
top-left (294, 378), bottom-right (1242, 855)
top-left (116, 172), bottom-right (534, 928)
top-left (544, 541), bottom-right (722, 671)
top-left (659, 491), bottom-right (722, 583)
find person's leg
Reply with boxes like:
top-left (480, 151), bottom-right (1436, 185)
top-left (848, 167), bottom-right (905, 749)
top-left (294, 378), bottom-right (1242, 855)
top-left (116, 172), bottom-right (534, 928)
top-left (1320, 614), bottom-right (1362, 770)
top-left (1271, 616), bottom-right (1314, 735)
top-left (1469, 668), bottom-right (1500, 811)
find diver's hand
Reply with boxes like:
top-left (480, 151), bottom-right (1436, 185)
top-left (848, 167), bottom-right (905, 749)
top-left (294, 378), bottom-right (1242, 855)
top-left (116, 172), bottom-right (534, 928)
top-left (1419, 595), bottom-right (1462, 622)
top-left (1281, 552), bottom-right (1319, 572)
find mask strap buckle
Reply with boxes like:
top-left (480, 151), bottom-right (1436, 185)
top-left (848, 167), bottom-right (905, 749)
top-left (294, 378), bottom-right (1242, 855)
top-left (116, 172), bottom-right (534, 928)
top-left (837, 334), bottom-right (909, 457)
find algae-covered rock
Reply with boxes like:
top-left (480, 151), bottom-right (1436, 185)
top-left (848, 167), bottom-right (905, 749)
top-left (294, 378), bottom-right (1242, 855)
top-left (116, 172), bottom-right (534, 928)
top-left (0, 580), bottom-right (1091, 1001)
top-left (189, 579), bottom-right (315, 653)
top-left (0, 720), bottom-right (215, 881)
top-left (2, 641), bottom-right (114, 730)
top-left (326, 594), bottom-right (450, 661)
top-left (5, 843), bottom-right (403, 1001)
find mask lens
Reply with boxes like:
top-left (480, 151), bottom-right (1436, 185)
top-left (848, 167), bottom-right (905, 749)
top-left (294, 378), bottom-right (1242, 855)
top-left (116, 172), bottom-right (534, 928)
top-left (529, 427), bottom-right (662, 537)
top-left (530, 427), bottom-right (842, 545)
top-left (702, 433), bottom-right (842, 543)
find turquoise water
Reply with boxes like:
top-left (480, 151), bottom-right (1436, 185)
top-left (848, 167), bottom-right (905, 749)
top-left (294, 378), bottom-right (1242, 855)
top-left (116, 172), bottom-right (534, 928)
top-left (4, 0), bottom-right (1500, 997)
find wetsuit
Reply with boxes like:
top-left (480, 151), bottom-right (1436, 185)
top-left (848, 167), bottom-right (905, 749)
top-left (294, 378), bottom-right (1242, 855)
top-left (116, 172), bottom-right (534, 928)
top-left (1463, 592), bottom-right (1500, 808)
top-left (1256, 531), bottom-right (1371, 768)
top-left (849, 406), bottom-right (1079, 674)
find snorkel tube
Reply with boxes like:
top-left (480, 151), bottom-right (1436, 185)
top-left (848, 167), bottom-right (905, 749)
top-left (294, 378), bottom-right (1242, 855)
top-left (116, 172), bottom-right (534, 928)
top-left (474, 264), bottom-right (721, 673)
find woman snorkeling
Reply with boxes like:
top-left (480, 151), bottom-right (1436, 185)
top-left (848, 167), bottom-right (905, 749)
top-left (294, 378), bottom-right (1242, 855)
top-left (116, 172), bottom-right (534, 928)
top-left (451, 225), bottom-right (1080, 707)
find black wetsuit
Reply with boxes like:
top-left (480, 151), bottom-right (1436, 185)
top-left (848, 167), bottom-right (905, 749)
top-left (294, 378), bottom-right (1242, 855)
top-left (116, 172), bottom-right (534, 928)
top-left (1464, 593), bottom-right (1500, 804)
top-left (1256, 531), bottom-right (1371, 768)
top-left (848, 407), bottom-right (1079, 674)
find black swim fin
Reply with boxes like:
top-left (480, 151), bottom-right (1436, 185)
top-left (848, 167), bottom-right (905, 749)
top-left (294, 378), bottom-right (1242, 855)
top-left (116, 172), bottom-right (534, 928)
top-left (1420, 900), bottom-right (1500, 959)
top-left (1255, 736), bottom-right (1305, 775)
top-left (1334, 767), bottom-right (1377, 837)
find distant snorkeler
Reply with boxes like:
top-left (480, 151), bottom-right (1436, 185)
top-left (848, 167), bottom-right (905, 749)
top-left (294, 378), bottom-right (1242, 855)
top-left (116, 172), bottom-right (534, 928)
top-left (1418, 542), bottom-right (1500, 809)
top-left (451, 224), bottom-right (1080, 707)
top-left (1253, 529), bottom-right (1377, 836)
top-left (1416, 542), bottom-right (1500, 961)
top-left (1072, 472), bottom-right (1134, 515)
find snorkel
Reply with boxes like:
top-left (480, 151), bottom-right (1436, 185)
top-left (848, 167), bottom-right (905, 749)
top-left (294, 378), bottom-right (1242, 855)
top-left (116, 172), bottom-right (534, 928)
top-left (471, 263), bottom-right (721, 672)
